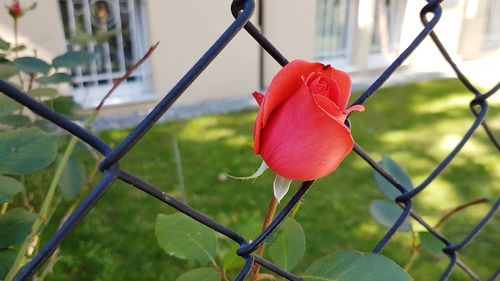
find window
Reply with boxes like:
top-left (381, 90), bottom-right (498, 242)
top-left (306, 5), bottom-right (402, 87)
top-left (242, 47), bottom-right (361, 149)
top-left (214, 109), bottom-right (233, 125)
top-left (315, 0), bottom-right (354, 64)
top-left (370, 0), bottom-right (406, 54)
top-left (315, 0), bottom-right (407, 68)
top-left (482, 0), bottom-right (500, 50)
top-left (59, 0), bottom-right (154, 108)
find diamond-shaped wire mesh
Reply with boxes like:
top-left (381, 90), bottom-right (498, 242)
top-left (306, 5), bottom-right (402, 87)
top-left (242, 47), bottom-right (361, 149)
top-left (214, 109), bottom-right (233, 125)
top-left (0, 0), bottom-right (498, 280)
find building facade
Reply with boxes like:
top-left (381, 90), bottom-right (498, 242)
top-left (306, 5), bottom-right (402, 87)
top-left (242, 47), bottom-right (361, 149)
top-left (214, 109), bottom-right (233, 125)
top-left (0, 0), bottom-right (498, 109)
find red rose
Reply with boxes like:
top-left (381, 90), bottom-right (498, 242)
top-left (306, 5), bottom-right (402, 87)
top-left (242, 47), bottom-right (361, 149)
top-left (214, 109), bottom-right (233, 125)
top-left (8, 1), bottom-right (22, 18)
top-left (253, 60), bottom-right (364, 181)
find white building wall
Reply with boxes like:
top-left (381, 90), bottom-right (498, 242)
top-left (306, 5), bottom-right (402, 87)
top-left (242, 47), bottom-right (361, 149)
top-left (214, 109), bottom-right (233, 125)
top-left (399, 0), bottom-right (467, 72)
top-left (261, 0), bottom-right (317, 86)
top-left (0, 0), bottom-right (497, 110)
top-left (0, 1), bottom-right (66, 62)
top-left (145, 0), bottom-right (260, 105)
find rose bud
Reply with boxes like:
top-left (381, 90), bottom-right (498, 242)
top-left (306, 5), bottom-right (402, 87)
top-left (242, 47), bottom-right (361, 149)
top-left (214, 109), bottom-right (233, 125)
top-left (253, 60), bottom-right (364, 181)
top-left (8, 0), bottom-right (22, 18)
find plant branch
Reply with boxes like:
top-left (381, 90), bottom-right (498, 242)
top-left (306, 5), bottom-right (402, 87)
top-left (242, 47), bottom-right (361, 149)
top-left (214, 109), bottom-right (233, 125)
top-left (20, 175), bottom-right (34, 213)
top-left (172, 137), bottom-right (187, 203)
top-left (252, 195), bottom-right (279, 281)
top-left (13, 19), bottom-right (18, 57)
top-left (4, 42), bottom-right (160, 281)
top-left (434, 198), bottom-right (490, 229)
top-left (1, 203), bottom-right (8, 214)
top-left (35, 247), bottom-right (61, 281)
top-left (255, 273), bottom-right (277, 280)
top-left (95, 41), bottom-right (159, 111)
top-left (34, 158), bottom-right (101, 281)
top-left (220, 268), bottom-right (229, 281)
top-left (13, 17), bottom-right (25, 90)
top-left (5, 128), bottom-right (82, 281)
top-left (404, 230), bottom-right (420, 271)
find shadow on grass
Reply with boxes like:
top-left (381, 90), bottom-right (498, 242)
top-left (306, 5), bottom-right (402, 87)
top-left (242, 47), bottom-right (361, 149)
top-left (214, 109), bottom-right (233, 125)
top-left (43, 79), bottom-right (498, 281)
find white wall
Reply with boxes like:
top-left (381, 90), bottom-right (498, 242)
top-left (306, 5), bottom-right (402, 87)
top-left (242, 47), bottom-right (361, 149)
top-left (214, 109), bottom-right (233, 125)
top-left (1, 0), bottom-right (497, 110)
top-left (145, 0), bottom-right (260, 105)
top-left (398, 0), bottom-right (468, 72)
top-left (261, 0), bottom-right (317, 86)
top-left (0, 1), bottom-right (66, 64)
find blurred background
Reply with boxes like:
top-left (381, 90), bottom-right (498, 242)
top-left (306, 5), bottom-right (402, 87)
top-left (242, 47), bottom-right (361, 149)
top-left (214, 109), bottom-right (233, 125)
top-left (0, 0), bottom-right (498, 113)
top-left (0, 1), bottom-right (498, 281)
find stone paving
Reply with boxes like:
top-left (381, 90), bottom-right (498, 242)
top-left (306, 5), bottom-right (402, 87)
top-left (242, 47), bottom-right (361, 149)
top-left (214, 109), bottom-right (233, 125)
top-left (91, 70), bottom-right (449, 131)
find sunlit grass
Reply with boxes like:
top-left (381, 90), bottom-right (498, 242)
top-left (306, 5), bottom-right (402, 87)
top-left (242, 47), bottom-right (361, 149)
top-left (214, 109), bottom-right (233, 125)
top-left (44, 79), bottom-right (499, 281)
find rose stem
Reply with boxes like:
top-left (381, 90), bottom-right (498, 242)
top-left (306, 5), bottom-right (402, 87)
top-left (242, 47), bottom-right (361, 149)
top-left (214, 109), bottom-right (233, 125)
top-left (252, 195), bottom-right (279, 280)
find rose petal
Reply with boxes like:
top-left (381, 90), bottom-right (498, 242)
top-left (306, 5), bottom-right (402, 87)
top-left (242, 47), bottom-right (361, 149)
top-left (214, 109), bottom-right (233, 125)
top-left (259, 81), bottom-right (354, 181)
top-left (313, 94), bottom-right (345, 122)
top-left (323, 66), bottom-right (352, 109)
top-left (345, 104), bottom-right (365, 115)
top-left (254, 94), bottom-right (266, 154)
top-left (255, 60), bottom-right (323, 154)
top-left (261, 60), bottom-right (324, 126)
top-left (253, 91), bottom-right (265, 106)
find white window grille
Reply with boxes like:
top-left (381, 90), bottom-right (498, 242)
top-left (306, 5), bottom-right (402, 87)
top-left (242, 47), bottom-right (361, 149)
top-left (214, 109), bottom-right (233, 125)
top-left (482, 0), bottom-right (500, 50)
top-left (315, 0), bottom-right (406, 68)
top-left (315, 0), bottom-right (354, 64)
top-left (370, 0), bottom-right (406, 54)
top-left (58, 0), bottom-right (155, 108)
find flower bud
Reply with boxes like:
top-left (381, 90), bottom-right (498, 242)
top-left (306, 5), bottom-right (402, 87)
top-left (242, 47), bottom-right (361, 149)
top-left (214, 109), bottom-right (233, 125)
top-left (8, 0), bottom-right (23, 19)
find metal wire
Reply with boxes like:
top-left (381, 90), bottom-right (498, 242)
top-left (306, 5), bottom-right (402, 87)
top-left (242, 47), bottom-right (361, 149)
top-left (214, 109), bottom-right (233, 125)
top-left (0, 0), bottom-right (497, 280)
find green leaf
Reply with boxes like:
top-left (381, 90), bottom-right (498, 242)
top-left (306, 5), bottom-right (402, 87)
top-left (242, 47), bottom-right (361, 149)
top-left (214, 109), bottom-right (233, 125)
top-left (0, 94), bottom-right (21, 117)
top-left (155, 213), bottom-right (217, 264)
top-left (0, 115), bottom-right (31, 127)
top-left (14, 56), bottom-right (51, 74)
top-left (11, 45), bottom-right (26, 52)
top-left (267, 219), bottom-right (305, 271)
top-left (45, 96), bottom-right (80, 117)
top-left (36, 73), bottom-right (73, 84)
top-left (30, 119), bottom-right (52, 130)
top-left (222, 245), bottom-right (245, 271)
top-left (0, 175), bottom-right (22, 204)
top-left (70, 31), bottom-right (93, 46)
top-left (303, 251), bottom-right (413, 281)
top-left (175, 268), bottom-right (220, 281)
top-left (0, 127), bottom-right (59, 175)
top-left (52, 51), bottom-right (93, 69)
top-left (0, 62), bottom-right (20, 80)
top-left (369, 200), bottom-right (412, 232)
top-left (0, 249), bottom-right (17, 280)
top-left (0, 208), bottom-right (36, 249)
top-left (93, 30), bottom-right (121, 44)
top-left (27, 87), bottom-right (59, 97)
top-left (0, 38), bottom-right (10, 50)
top-left (375, 156), bottom-right (413, 200)
top-left (58, 155), bottom-right (86, 200)
top-left (419, 232), bottom-right (443, 254)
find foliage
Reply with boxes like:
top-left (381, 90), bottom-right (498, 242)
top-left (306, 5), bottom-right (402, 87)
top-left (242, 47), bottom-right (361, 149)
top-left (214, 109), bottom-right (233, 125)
top-left (40, 79), bottom-right (498, 281)
top-left (368, 155), bottom-right (493, 273)
top-left (267, 219), bottom-right (305, 271)
top-left (0, 2), bottom-right (96, 280)
top-left (155, 213), bottom-right (217, 265)
top-left (154, 212), bottom-right (410, 280)
top-left (303, 251), bottom-right (412, 281)
top-left (1, 8), bottom-right (496, 277)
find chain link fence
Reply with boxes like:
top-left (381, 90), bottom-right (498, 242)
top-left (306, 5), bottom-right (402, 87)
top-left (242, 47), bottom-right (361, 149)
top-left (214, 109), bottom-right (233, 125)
top-left (0, 0), bottom-right (498, 280)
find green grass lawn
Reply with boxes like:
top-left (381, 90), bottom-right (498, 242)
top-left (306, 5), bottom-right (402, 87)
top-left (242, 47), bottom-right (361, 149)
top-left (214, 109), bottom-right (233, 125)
top-left (43, 79), bottom-right (499, 280)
